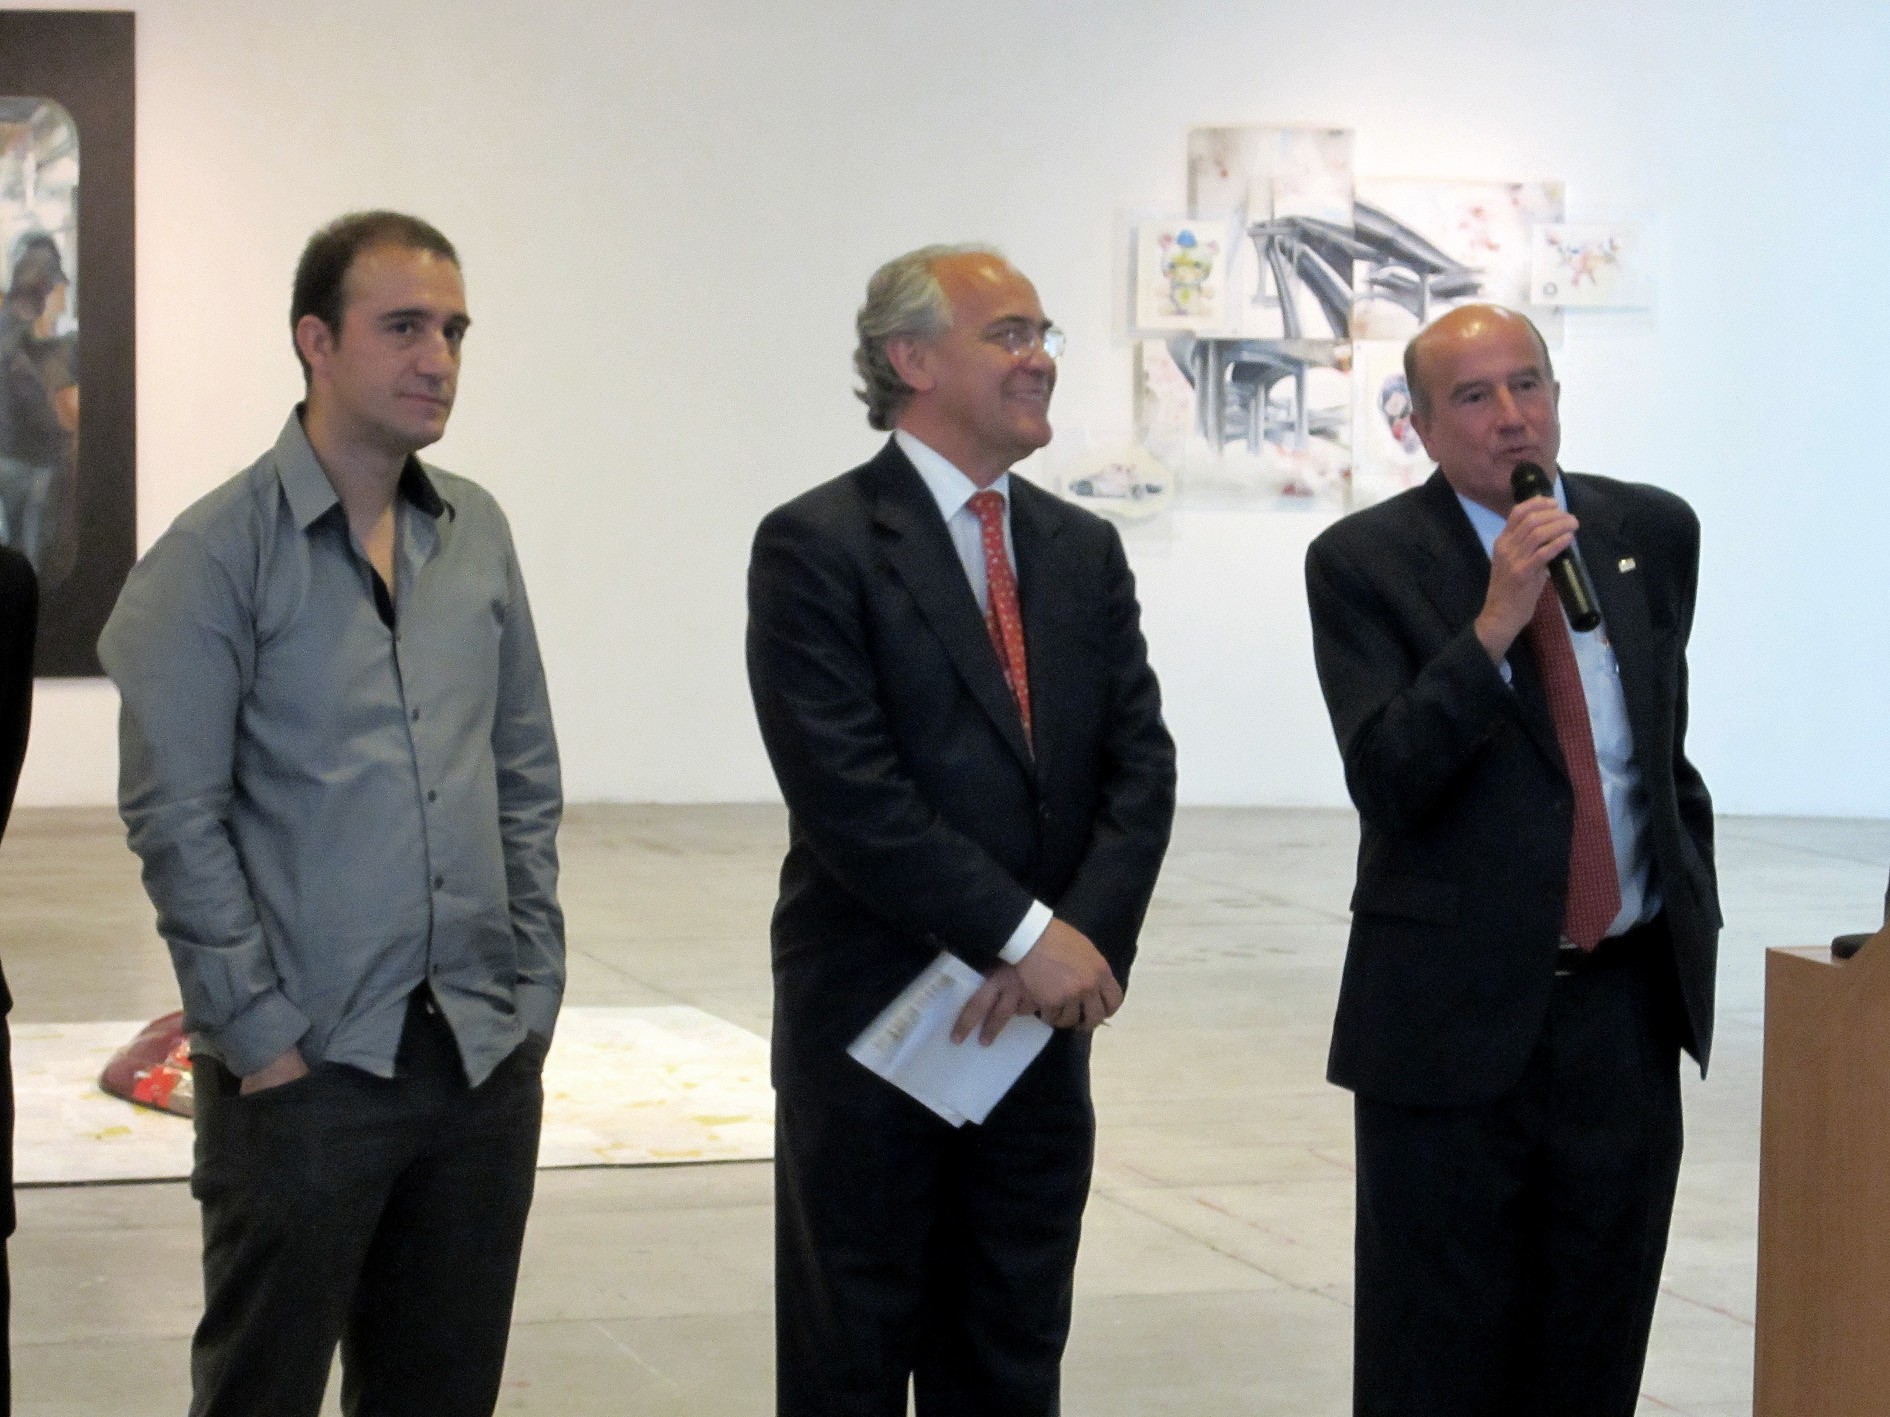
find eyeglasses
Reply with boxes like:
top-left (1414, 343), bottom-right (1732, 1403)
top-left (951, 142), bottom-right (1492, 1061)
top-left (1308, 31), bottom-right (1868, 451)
top-left (984, 323), bottom-right (1066, 360)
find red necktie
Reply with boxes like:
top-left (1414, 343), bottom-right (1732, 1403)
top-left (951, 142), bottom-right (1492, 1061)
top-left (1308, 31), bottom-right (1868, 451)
top-left (1526, 583), bottom-right (1620, 951)
top-left (967, 490), bottom-right (1031, 745)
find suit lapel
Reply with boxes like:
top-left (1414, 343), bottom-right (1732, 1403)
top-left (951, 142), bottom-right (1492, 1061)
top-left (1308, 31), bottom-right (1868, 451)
top-left (1409, 473), bottom-right (1563, 769)
top-left (868, 444), bottom-right (1034, 769)
top-left (1566, 476), bottom-right (1664, 753)
top-left (1408, 473), bottom-right (1496, 631)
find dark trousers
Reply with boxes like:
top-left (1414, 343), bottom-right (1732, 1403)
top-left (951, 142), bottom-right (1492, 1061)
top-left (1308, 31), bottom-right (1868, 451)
top-left (188, 994), bottom-right (543, 1417)
top-left (0, 1007), bottom-right (12, 1417)
top-left (775, 1031), bottom-right (1095, 1417)
top-left (1352, 924), bottom-right (1685, 1417)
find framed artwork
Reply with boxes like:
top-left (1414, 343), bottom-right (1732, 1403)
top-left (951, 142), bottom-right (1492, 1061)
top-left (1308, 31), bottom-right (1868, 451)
top-left (1, 10), bottom-right (135, 677)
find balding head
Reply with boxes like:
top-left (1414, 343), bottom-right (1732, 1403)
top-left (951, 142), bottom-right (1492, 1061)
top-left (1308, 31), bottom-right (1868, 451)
top-left (1401, 303), bottom-right (1563, 512)
top-left (1403, 305), bottom-right (1553, 420)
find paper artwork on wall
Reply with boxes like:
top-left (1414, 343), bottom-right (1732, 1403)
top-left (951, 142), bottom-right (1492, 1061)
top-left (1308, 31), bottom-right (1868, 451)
top-left (1350, 178), bottom-right (1565, 344)
top-left (1349, 339), bottom-right (1433, 510)
top-left (1529, 222), bottom-right (1652, 308)
top-left (1097, 121), bottom-right (1594, 515)
top-left (1186, 126), bottom-right (1355, 344)
top-left (1053, 440), bottom-right (1178, 525)
top-left (1134, 338), bottom-right (1349, 507)
top-left (1137, 124), bottom-right (1354, 504)
top-left (1133, 217), bottom-right (1234, 333)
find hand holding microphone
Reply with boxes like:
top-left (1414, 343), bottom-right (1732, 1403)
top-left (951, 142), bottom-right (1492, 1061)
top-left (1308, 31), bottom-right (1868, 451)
top-left (1509, 462), bottom-right (1600, 632)
top-left (1472, 463), bottom-right (1597, 663)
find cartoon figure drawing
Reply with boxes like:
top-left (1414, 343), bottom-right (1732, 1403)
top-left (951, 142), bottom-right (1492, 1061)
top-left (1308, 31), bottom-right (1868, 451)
top-left (1543, 231), bottom-right (1621, 291)
top-left (1378, 374), bottom-right (1423, 455)
top-left (1159, 228), bottom-right (1219, 319)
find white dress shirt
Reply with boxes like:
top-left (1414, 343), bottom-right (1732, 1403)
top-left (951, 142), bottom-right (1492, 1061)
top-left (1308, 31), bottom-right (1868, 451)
top-left (895, 429), bottom-right (1053, 964)
top-left (1456, 479), bottom-right (1660, 938)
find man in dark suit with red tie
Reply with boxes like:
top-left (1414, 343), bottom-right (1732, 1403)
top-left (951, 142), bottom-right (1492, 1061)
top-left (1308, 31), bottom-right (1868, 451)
top-left (1305, 305), bottom-right (1720, 1416)
top-left (0, 541), bottom-right (36, 1416)
top-left (746, 245), bottom-right (1176, 1417)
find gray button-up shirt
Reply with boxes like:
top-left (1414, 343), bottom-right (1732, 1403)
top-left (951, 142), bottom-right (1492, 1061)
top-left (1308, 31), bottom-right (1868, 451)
top-left (100, 411), bottom-right (563, 1086)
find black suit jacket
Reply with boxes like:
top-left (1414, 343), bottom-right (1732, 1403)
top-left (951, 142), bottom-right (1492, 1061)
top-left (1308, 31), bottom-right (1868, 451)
top-left (747, 439), bottom-right (1176, 1085)
top-left (1305, 470), bottom-right (1719, 1108)
top-left (0, 544), bottom-right (33, 1021)
top-left (0, 546), bottom-right (33, 842)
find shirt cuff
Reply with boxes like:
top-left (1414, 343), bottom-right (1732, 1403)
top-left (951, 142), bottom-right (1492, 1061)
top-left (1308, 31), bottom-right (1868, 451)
top-left (203, 988), bottom-right (312, 1079)
top-left (998, 900), bottom-right (1055, 965)
top-left (514, 979), bottom-right (563, 1042)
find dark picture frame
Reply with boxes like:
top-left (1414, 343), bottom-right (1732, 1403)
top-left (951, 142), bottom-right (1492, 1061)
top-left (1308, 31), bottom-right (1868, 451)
top-left (1, 10), bottom-right (134, 677)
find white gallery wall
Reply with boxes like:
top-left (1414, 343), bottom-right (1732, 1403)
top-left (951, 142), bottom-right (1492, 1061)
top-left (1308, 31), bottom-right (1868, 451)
top-left (13, 0), bottom-right (1890, 814)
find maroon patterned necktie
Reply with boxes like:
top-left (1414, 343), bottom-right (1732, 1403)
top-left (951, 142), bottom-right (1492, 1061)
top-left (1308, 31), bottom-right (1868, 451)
top-left (1526, 583), bottom-right (1620, 951)
top-left (967, 490), bottom-right (1032, 745)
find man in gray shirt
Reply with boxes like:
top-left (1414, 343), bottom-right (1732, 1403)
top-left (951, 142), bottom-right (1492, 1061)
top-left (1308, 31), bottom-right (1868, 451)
top-left (100, 211), bottom-right (562, 1417)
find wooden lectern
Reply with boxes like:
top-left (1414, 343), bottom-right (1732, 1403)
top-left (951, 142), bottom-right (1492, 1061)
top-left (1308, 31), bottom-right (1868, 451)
top-left (1754, 925), bottom-right (1890, 1416)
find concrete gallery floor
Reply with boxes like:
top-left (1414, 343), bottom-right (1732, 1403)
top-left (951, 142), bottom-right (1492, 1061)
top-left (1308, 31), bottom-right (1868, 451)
top-left (2, 804), bottom-right (1885, 1416)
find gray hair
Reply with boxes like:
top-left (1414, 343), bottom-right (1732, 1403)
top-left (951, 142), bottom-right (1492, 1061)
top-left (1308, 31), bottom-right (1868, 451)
top-left (854, 243), bottom-right (1003, 431)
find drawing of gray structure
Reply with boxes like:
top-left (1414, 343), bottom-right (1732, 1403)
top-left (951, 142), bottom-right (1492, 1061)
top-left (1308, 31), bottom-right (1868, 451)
top-left (1351, 177), bottom-right (1564, 342)
top-left (1166, 336), bottom-right (1346, 454)
top-left (1178, 203), bottom-right (1482, 454)
top-left (1231, 204), bottom-right (1487, 341)
top-left (1351, 201), bottom-right (1485, 327)
top-left (1127, 124), bottom-right (1562, 510)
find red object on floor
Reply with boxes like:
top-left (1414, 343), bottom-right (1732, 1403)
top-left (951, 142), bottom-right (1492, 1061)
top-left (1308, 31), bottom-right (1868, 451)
top-left (98, 1011), bottom-right (195, 1117)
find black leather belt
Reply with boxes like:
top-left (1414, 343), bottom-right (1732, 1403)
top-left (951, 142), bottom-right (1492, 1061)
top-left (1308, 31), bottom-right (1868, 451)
top-left (1555, 915), bottom-right (1663, 978)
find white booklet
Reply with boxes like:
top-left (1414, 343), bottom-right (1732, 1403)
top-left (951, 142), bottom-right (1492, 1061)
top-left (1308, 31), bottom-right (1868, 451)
top-left (848, 951), bottom-right (1054, 1127)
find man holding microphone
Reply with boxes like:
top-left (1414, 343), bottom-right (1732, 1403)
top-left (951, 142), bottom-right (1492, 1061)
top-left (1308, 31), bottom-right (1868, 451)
top-left (1305, 304), bottom-right (1719, 1416)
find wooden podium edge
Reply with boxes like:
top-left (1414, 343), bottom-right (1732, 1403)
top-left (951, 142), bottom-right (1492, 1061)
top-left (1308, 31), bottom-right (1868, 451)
top-left (1754, 925), bottom-right (1890, 1417)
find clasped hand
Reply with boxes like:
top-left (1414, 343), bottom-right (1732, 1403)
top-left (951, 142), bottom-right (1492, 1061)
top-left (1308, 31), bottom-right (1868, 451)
top-left (951, 917), bottom-right (1123, 1046)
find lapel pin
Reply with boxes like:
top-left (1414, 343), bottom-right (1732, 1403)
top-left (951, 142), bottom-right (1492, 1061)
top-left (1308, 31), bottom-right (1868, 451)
top-left (1617, 557), bottom-right (1636, 573)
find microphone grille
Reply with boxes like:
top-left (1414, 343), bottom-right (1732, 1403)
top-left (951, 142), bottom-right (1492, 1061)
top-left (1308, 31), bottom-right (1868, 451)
top-left (1509, 461), bottom-right (1550, 501)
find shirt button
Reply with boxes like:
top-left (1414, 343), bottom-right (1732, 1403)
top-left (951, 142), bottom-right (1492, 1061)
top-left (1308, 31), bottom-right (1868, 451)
top-left (411, 708), bottom-right (421, 722)
top-left (427, 789), bottom-right (438, 804)
top-left (432, 875), bottom-right (444, 890)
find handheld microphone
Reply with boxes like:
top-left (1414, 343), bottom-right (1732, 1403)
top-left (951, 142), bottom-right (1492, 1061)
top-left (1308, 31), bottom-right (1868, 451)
top-left (1510, 462), bottom-right (1600, 632)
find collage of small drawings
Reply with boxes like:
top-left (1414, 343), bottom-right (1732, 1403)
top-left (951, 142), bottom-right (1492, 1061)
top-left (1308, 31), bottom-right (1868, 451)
top-left (1053, 124), bottom-right (1653, 526)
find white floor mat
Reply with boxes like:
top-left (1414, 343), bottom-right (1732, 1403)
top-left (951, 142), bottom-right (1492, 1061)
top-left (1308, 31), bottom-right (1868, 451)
top-left (11, 1005), bottom-right (775, 1185)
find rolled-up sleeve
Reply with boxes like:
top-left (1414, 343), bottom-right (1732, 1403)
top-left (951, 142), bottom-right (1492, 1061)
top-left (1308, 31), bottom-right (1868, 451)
top-left (99, 530), bottom-right (309, 1076)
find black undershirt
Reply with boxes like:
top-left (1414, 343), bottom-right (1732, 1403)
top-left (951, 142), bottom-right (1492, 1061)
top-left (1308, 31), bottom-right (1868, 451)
top-left (369, 567), bottom-right (396, 630)
top-left (363, 458), bottom-right (445, 632)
